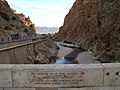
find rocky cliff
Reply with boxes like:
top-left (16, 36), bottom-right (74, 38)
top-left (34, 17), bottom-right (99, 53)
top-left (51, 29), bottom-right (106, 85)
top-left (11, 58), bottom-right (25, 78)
top-left (24, 39), bottom-right (59, 64)
top-left (0, 0), bottom-right (36, 38)
top-left (53, 0), bottom-right (120, 62)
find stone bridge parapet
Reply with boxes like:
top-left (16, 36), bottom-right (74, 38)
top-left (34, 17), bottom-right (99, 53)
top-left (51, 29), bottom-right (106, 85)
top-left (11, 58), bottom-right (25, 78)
top-left (0, 63), bottom-right (119, 90)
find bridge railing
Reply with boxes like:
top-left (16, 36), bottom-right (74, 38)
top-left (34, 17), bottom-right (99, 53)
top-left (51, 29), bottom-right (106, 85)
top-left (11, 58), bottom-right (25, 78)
top-left (0, 63), bottom-right (120, 89)
top-left (0, 35), bottom-right (46, 44)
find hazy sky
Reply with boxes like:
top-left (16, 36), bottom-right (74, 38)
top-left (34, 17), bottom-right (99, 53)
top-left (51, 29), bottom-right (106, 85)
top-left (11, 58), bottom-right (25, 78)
top-left (7, 0), bottom-right (75, 27)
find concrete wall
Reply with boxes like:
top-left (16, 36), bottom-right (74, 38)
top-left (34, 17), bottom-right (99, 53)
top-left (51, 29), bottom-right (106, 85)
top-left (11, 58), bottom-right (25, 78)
top-left (0, 39), bottom-right (46, 64)
top-left (0, 45), bottom-right (31, 64)
top-left (0, 63), bottom-right (119, 90)
top-left (0, 40), bottom-right (32, 50)
top-left (0, 39), bottom-right (33, 64)
top-left (0, 39), bottom-right (47, 64)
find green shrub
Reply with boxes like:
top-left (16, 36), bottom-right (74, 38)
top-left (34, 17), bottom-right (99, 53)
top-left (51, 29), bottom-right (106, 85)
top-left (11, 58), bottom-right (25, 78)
top-left (0, 11), bottom-right (9, 21)
top-left (30, 24), bottom-right (33, 27)
top-left (12, 16), bottom-right (17, 20)
top-left (24, 28), bottom-right (28, 32)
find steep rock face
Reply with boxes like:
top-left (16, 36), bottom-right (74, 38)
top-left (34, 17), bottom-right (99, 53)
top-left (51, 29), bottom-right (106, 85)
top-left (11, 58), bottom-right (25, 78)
top-left (34, 39), bottom-right (59, 64)
top-left (25, 39), bottom-right (59, 64)
top-left (0, 0), bottom-right (36, 38)
top-left (53, 0), bottom-right (120, 62)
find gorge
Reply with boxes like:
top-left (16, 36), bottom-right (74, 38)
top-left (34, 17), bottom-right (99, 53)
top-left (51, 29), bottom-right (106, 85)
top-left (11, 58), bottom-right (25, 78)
top-left (0, 0), bottom-right (120, 64)
top-left (0, 0), bottom-right (59, 64)
top-left (53, 0), bottom-right (120, 63)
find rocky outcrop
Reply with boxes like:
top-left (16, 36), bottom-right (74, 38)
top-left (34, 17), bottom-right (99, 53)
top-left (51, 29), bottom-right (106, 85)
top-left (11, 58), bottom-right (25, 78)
top-left (25, 39), bottom-right (59, 64)
top-left (0, 0), bottom-right (36, 38)
top-left (53, 0), bottom-right (120, 62)
top-left (34, 39), bottom-right (59, 64)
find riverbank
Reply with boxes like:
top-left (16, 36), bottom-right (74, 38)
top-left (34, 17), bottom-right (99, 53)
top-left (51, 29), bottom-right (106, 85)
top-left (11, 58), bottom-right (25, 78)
top-left (56, 42), bottom-right (100, 64)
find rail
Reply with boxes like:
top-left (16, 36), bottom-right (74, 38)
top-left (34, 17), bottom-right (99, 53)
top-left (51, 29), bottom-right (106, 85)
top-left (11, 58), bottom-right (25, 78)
top-left (0, 35), bottom-right (46, 44)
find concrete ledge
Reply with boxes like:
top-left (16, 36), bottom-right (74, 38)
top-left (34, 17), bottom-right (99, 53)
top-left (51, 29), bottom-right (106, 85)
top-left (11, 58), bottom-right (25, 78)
top-left (102, 63), bottom-right (120, 86)
top-left (93, 86), bottom-right (114, 90)
top-left (0, 40), bottom-right (32, 50)
top-left (0, 39), bottom-right (46, 52)
top-left (0, 63), bottom-right (119, 88)
top-left (4, 88), bottom-right (35, 90)
top-left (0, 65), bottom-right (14, 87)
top-left (58, 87), bottom-right (93, 90)
top-left (115, 86), bottom-right (120, 90)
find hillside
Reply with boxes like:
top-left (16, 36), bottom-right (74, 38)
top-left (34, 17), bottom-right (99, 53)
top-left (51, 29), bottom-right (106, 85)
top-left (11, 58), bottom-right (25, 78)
top-left (0, 0), bottom-right (36, 38)
top-left (0, 0), bottom-right (59, 64)
top-left (53, 0), bottom-right (120, 62)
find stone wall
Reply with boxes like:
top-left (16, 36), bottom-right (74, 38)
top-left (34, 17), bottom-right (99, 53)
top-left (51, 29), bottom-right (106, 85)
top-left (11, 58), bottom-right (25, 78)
top-left (0, 63), bottom-right (119, 90)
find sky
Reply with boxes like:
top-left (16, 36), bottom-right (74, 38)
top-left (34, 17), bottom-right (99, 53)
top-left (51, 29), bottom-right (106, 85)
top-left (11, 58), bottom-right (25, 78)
top-left (7, 0), bottom-right (75, 27)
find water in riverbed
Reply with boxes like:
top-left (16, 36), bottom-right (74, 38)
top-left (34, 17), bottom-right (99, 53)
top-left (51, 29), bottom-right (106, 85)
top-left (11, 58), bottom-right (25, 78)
top-left (54, 57), bottom-right (75, 64)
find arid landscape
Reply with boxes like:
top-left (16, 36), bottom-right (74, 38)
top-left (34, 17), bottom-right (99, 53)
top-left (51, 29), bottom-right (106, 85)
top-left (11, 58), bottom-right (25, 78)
top-left (0, 0), bottom-right (120, 64)
top-left (0, 0), bottom-right (120, 90)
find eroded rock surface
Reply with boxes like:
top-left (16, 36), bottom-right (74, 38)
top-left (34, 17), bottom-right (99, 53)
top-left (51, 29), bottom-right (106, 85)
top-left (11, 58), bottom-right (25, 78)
top-left (33, 39), bottom-right (59, 64)
top-left (23, 39), bottom-right (59, 64)
top-left (0, 0), bottom-right (36, 38)
top-left (53, 0), bottom-right (120, 62)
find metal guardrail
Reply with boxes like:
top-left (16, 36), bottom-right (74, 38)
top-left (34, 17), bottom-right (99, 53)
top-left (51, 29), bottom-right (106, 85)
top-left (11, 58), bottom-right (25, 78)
top-left (0, 35), bottom-right (46, 44)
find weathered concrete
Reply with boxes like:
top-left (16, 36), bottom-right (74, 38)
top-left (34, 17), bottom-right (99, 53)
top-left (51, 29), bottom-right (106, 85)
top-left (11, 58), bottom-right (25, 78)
top-left (0, 38), bottom-right (48, 64)
top-left (12, 64), bottom-right (87, 87)
top-left (0, 88), bottom-right (3, 90)
top-left (4, 88), bottom-right (35, 90)
top-left (103, 63), bottom-right (120, 86)
top-left (0, 51), bottom-right (10, 64)
top-left (0, 40), bottom-right (32, 50)
top-left (36, 87), bottom-right (58, 90)
top-left (58, 87), bottom-right (92, 90)
top-left (115, 86), bottom-right (120, 90)
top-left (0, 40), bottom-right (32, 64)
top-left (0, 65), bottom-right (13, 87)
top-left (0, 64), bottom-right (120, 89)
top-left (13, 46), bottom-right (27, 64)
top-left (0, 45), bottom-right (29, 64)
top-left (92, 86), bottom-right (114, 90)
top-left (86, 64), bottom-right (103, 86)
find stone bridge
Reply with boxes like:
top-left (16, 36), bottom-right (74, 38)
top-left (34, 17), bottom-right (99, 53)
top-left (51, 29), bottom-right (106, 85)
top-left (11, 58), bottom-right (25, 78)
top-left (0, 36), bottom-right (47, 64)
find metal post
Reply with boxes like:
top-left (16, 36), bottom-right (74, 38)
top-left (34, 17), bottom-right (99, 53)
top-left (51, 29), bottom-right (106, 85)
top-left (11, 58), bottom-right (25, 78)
top-left (2, 38), bottom-right (3, 42)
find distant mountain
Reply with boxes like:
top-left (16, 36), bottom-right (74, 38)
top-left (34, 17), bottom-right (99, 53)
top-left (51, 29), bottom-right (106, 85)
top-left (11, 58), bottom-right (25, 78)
top-left (35, 27), bottom-right (59, 34)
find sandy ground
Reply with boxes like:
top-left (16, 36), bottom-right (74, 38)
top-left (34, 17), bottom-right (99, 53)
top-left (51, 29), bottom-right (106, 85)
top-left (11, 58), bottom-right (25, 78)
top-left (56, 42), bottom-right (100, 64)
